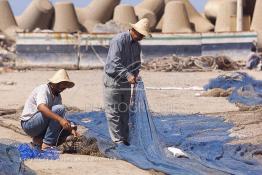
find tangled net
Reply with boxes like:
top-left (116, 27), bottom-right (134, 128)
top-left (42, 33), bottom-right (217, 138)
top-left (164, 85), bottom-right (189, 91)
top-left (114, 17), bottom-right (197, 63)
top-left (142, 55), bottom-right (242, 72)
top-left (59, 135), bottom-right (104, 157)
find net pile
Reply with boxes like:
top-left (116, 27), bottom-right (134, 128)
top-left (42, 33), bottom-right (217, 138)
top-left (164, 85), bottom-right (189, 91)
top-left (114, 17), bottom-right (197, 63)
top-left (204, 72), bottom-right (262, 108)
top-left (142, 55), bottom-right (241, 72)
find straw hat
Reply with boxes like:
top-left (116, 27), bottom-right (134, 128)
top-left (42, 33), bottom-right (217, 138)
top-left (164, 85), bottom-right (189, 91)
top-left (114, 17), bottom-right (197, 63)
top-left (48, 69), bottom-right (75, 88)
top-left (130, 18), bottom-right (152, 37)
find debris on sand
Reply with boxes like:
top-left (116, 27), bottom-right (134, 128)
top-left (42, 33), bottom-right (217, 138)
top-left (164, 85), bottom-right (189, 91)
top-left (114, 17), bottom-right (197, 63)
top-left (200, 88), bottom-right (234, 97)
top-left (0, 81), bottom-right (16, 86)
top-left (0, 108), bottom-right (17, 116)
top-left (0, 39), bottom-right (16, 70)
top-left (235, 103), bottom-right (262, 111)
top-left (0, 108), bottom-right (26, 136)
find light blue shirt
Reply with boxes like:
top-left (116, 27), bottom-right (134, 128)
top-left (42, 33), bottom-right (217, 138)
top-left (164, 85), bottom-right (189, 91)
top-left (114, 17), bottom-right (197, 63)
top-left (105, 31), bottom-right (141, 82)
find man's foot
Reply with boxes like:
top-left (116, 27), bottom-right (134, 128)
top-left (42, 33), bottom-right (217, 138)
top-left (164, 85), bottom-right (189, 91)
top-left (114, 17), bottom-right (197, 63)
top-left (32, 137), bottom-right (43, 146)
top-left (41, 143), bottom-right (63, 154)
top-left (30, 142), bottom-right (41, 150)
top-left (41, 143), bottom-right (53, 151)
top-left (123, 141), bottom-right (130, 146)
top-left (114, 140), bottom-right (130, 146)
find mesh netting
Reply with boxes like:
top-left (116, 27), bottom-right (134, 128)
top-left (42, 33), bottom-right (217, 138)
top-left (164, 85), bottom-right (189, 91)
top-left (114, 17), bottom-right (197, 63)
top-left (204, 72), bottom-right (262, 106)
top-left (67, 81), bottom-right (262, 174)
top-left (0, 139), bottom-right (23, 175)
top-left (17, 144), bottom-right (60, 160)
top-left (204, 72), bottom-right (255, 90)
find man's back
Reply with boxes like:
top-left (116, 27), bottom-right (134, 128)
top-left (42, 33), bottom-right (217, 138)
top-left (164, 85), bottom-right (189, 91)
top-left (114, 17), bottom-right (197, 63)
top-left (21, 84), bottom-right (61, 121)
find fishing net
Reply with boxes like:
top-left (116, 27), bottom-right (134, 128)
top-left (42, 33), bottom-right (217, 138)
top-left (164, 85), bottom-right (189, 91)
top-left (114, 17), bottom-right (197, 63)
top-left (204, 72), bottom-right (262, 107)
top-left (67, 81), bottom-right (262, 174)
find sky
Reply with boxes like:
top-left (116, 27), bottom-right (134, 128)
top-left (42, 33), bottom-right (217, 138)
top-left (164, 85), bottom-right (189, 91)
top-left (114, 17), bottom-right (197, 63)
top-left (9, 0), bottom-right (208, 16)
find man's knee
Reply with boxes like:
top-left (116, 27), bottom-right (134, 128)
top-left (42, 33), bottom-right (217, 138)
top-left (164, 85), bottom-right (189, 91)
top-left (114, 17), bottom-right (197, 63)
top-left (52, 105), bottom-right (66, 117)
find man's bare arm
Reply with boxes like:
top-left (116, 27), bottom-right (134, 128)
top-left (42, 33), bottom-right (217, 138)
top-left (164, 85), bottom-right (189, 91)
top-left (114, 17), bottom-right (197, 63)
top-left (38, 104), bottom-right (71, 130)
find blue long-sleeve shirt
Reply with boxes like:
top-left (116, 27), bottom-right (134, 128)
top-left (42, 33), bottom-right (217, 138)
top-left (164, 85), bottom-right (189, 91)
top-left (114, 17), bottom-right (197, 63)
top-left (104, 31), bottom-right (141, 82)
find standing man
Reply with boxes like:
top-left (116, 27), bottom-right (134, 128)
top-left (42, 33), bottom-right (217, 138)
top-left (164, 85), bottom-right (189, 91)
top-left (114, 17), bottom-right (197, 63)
top-left (104, 18), bottom-right (151, 146)
top-left (20, 69), bottom-right (77, 150)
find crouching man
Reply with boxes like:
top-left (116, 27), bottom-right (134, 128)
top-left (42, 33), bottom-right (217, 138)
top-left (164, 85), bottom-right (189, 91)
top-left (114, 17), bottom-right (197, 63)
top-left (20, 69), bottom-right (77, 150)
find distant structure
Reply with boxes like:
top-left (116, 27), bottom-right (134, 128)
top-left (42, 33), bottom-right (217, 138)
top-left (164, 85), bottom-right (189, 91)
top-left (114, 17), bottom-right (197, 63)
top-left (215, 0), bottom-right (237, 32)
top-left (251, 0), bottom-right (262, 49)
top-left (205, 0), bottom-right (255, 26)
top-left (0, 0), bottom-right (261, 50)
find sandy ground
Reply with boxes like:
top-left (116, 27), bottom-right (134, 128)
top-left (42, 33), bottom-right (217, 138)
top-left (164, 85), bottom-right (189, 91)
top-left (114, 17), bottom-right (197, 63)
top-left (2, 69), bottom-right (259, 113)
top-left (0, 69), bottom-right (262, 174)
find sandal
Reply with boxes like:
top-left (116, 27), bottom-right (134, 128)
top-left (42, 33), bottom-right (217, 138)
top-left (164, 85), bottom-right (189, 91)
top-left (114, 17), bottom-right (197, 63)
top-left (41, 144), bottom-right (62, 154)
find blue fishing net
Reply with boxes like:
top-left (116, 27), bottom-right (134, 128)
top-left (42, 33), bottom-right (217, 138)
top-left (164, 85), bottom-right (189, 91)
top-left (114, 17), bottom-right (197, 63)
top-left (204, 72), bottom-right (262, 106)
top-left (203, 72), bottom-right (255, 90)
top-left (228, 84), bottom-right (262, 106)
top-left (17, 144), bottom-right (60, 160)
top-left (67, 81), bottom-right (262, 175)
top-left (0, 140), bottom-right (23, 175)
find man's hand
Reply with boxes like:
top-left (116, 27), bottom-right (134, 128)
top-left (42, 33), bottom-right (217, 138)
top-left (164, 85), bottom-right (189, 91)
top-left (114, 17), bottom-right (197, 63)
top-left (127, 74), bottom-right (136, 84)
top-left (135, 76), bottom-right (141, 82)
top-left (71, 129), bottom-right (79, 137)
top-left (59, 118), bottom-right (72, 130)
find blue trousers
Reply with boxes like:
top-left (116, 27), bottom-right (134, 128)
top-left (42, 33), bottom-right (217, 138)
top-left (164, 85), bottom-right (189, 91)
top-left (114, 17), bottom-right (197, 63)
top-left (21, 105), bottom-right (70, 145)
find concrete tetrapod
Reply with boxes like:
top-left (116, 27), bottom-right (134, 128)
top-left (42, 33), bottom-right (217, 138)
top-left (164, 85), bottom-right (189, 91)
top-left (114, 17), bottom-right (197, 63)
top-left (136, 0), bottom-right (165, 17)
top-left (113, 4), bottom-right (138, 26)
top-left (134, 0), bottom-right (165, 30)
top-left (243, 0), bottom-right (256, 18)
top-left (53, 2), bottom-right (81, 33)
top-left (155, 16), bottom-right (163, 31)
top-left (165, 0), bottom-right (214, 32)
top-left (16, 0), bottom-right (54, 31)
top-left (77, 0), bottom-right (120, 32)
top-left (162, 1), bottom-right (192, 33)
top-left (215, 0), bottom-right (237, 32)
top-left (0, 0), bottom-right (20, 41)
top-left (205, 0), bottom-right (254, 24)
top-left (134, 8), bottom-right (157, 30)
top-left (204, 0), bottom-right (224, 23)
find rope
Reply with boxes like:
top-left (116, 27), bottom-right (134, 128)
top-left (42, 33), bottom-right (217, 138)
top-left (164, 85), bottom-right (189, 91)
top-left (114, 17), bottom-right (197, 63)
top-left (142, 55), bottom-right (240, 72)
top-left (55, 128), bottom-right (64, 147)
top-left (90, 45), bottom-right (106, 65)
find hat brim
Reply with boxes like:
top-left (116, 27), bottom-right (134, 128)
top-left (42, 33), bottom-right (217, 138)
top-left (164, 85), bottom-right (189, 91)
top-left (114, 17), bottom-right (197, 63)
top-left (61, 81), bottom-right (75, 88)
top-left (130, 23), bottom-right (152, 38)
top-left (49, 80), bottom-right (75, 88)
